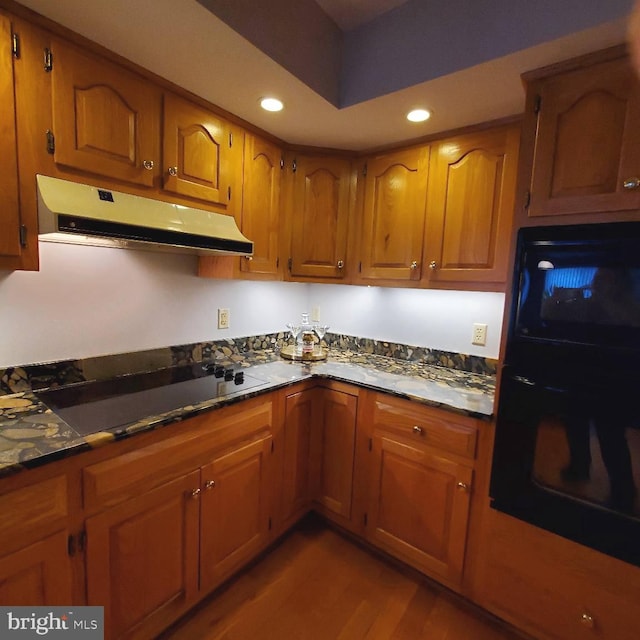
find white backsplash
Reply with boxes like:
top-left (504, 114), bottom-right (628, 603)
top-left (0, 243), bottom-right (505, 368)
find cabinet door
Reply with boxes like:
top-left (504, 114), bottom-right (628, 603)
top-left (366, 432), bottom-right (473, 586)
top-left (199, 436), bottom-right (273, 592)
top-left (425, 125), bottom-right (519, 285)
top-left (289, 155), bottom-right (351, 279)
top-left (162, 92), bottom-right (232, 206)
top-left (0, 531), bottom-right (72, 605)
top-left (0, 14), bottom-right (21, 264)
top-left (240, 134), bottom-right (282, 277)
top-left (359, 146), bottom-right (429, 281)
top-left (530, 55), bottom-right (640, 217)
top-left (51, 37), bottom-right (160, 187)
top-left (86, 471), bottom-right (200, 640)
top-left (314, 388), bottom-right (358, 522)
top-left (280, 388), bottom-right (314, 526)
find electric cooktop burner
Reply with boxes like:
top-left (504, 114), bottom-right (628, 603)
top-left (35, 363), bottom-right (268, 436)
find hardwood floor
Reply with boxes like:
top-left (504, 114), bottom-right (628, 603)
top-left (160, 517), bottom-right (525, 640)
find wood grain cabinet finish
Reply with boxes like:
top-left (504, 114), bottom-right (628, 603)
top-left (51, 37), bottom-right (161, 187)
top-left (528, 51), bottom-right (640, 218)
top-left (279, 388), bottom-right (314, 528)
top-left (162, 92), bottom-right (233, 206)
top-left (288, 155), bottom-right (352, 280)
top-left (0, 13), bottom-right (22, 266)
top-left (0, 475), bottom-right (72, 606)
top-left (425, 124), bottom-right (520, 286)
top-left (313, 387), bottom-right (358, 527)
top-left (85, 471), bottom-right (200, 640)
top-left (239, 133), bottom-right (283, 277)
top-left (358, 146), bottom-right (430, 282)
top-left (365, 396), bottom-right (477, 588)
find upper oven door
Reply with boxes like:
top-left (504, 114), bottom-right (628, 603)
top-left (510, 222), bottom-right (640, 357)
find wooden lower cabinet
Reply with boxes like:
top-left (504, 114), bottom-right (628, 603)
top-left (199, 435), bottom-right (273, 592)
top-left (85, 471), bottom-right (200, 640)
top-left (478, 509), bottom-right (640, 640)
top-left (312, 386), bottom-right (359, 528)
top-left (0, 531), bottom-right (73, 605)
top-left (364, 395), bottom-right (478, 589)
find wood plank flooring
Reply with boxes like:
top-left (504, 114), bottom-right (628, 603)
top-left (160, 517), bottom-right (525, 640)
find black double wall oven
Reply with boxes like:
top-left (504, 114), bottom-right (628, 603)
top-left (490, 222), bottom-right (640, 566)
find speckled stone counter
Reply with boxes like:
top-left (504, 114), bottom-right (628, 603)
top-left (0, 342), bottom-right (496, 477)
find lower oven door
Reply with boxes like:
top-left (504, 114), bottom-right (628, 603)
top-left (490, 367), bottom-right (640, 566)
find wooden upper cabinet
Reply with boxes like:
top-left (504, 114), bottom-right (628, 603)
top-left (528, 52), bottom-right (640, 217)
top-left (358, 146), bottom-right (429, 282)
top-left (425, 124), bottom-right (519, 286)
top-left (240, 133), bottom-right (283, 277)
top-left (51, 37), bottom-right (161, 187)
top-left (0, 13), bottom-right (22, 265)
top-left (289, 155), bottom-right (352, 280)
top-left (162, 92), bottom-right (233, 206)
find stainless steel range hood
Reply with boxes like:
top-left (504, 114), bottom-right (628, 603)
top-left (37, 174), bottom-right (253, 256)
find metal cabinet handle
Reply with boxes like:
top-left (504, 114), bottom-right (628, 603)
top-left (412, 425), bottom-right (423, 434)
top-left (168, 166), bottom-right (178, 177)
top-left (580, 613), bottom-right (595, 629)
top-left (337, 260), bottom-right (344, 269)
top-left (204, 480), bottom-right (216, 490)
top-left (623, 177), bottom-right (640, 190)
top-left (410, 261), bottom-right (418, 270)
top-left (143, 160), bottom-right (154, 170)
top-left (429, 261), bottom-right (437, 270)
top-left (457, 482), bottom-right (470, 492)
top-left (190, 488), bottom-right (201, 499)
top-left (244, 255), bottom-right (253, 261)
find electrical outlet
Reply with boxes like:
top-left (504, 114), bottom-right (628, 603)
top-left (472, 323), bottom-right (487, 346)
top-left (311, 306), bottom-right (321, 323)
top-left (218, 308), bottom-right (230, 329)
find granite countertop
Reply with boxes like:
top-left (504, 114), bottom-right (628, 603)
top-left (0, 348), bottom-right (495, 476)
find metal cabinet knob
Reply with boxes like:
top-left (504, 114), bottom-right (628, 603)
top-left (410, 261), bottom-right (418, 270)
top-left (412, 425), bottom-right (423, 434)
top-left (168, 166), bottom-right (178, 177)
top-left (204, 480), bottom-right (216, 490)
top-left (623, 177), bottom-right (640, 190)
top-left (429, 261), bottom-right (437, 270)
top-left (190, 488), bottom-right (201, 499)
top-left (457, 482), bottom-right (470, 492)
top-left (143, 160), bottom-right (154, 170)
top-left (337, 260), bottom-right (344, 269)
top-left (244, 255), bottom-right (253, 261)
top-left (580, 613), bottom-right (595, 629)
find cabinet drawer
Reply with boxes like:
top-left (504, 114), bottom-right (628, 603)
top-left (0, 476), bottom-right (67, 548)
top-left (373, 396), bottom-right (477, 459)
top-left (83, 397), bottom-right (273, 511)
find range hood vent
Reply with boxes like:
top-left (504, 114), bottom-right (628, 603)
top-left (36, 174), bottom-right (253, 257)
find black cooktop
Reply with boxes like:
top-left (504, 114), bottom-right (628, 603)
top-left (35, 363), bottom-right (268, 436)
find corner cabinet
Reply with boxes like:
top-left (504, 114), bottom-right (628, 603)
top-left (356, 145), bottom-right (430, 283)
top-left (0, 13), bottom-right (24, 269)
top-left (364, 394), bottom-right (478, 589)
top-left (287, 155), bottom-right (353, 281)
top-left (50, 37), bottom-right (161, 187)
top-left (526, 47), bottom-right (640, 219)
top-left (424, 124), bottom-right (520, 286)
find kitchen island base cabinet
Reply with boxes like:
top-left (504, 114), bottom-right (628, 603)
top-left (85, 471), bottom-right (200, 640)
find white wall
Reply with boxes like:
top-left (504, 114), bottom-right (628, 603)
top-left (0, 243), bottom-right (506, 368)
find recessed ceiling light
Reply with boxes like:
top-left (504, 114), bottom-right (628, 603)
top-left (260, 97), bottom-right (284, 112)
top-left (406, 108), bottom-right (431, 123)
